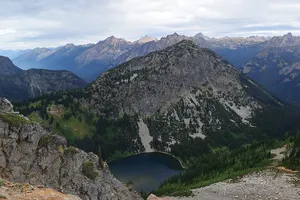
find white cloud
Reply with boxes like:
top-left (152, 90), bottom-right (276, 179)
top-left (0, 0), bottom-right (299, 49)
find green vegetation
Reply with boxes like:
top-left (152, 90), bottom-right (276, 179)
top-left (283, 133), bottom-right (300, 170)
top-left (0, 113), bottom-right (31, 125)
top-left (154, 142), bottom-right (273, 197)
top-left (0, 179), bottom-right (3, 187)
top-left (14, 91), bottom-right (144, 161)
top-left (65, 146), bottom-right (79, 155)
top-left (0, 195), bottom-right (7, 199)
top-left (82, 160), bottom-right (99, 180)
top-left (38, 135), bottom-right (51, 147)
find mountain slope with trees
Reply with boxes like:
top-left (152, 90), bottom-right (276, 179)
top-left (15, 41), bottom-right (300, 163)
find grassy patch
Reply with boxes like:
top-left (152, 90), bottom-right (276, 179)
top-left (27, 112), bottom-right (44, 123)
top-left (55, 116), bottom-right (92, 140)
top-left (38, 135), bottom-right (51, 147)
top-left (0, 113), bottom-right (31, 125)
top-left (65, 146), bottom-right (79, 155)
top-left (82, 160), bottom-right (99, 180)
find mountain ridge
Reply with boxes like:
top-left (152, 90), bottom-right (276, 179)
top-left (0, 56), bottom-right (87, 101)
top-left (16, 40), bottom-right (297, 161)
top-left (12, 32), bottom-right (272, 81)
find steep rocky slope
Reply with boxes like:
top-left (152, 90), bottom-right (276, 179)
top-left (16, 40), bottom-right (297, 162)
top-left (86, 40), bottom-right (285, 155)
top-left (0, 56), bottom-right (87, 101)
top-left (243, 33), bottom-right (300, 103)
top-left (0, 99), bottom-right (142, 200)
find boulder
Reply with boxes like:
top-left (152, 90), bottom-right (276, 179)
top-left (0, 98), bottom-right (13, 113)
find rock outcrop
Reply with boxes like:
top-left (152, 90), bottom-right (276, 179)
top-left (0, 98), bottom-right (13, 113)
top-left (0, 99), bottom-right (142, 200)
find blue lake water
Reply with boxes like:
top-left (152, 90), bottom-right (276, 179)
top-left (109, 152), bottom-right (184, 193)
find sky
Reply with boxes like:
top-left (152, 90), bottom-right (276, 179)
top-left (0, 0), bottom-right (300, 49)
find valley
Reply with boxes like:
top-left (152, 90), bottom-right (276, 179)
top-left (7, 39), bottom-right (300, 198)
top-left (0, 56), bottom-right (87, 101)
top-left (1, 25), bottom-right (300, 200)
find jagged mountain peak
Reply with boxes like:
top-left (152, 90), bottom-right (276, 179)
top-left (64, 43), bottom-right (76, 48)
top-left (284, 32), bottom-right (293, 37)
top-left (164, 32), bottom-right (182, 39)
top-left (136, 35), bottom-right (158, 44)
top-left (265, 32), bottom-right (300, 47)
top-left (101, 35), bottom-right (129, 44)
top-left (194, 32), bottom-right (210, 40)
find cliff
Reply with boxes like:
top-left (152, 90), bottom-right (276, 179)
top-left (0, 98), bottom-right (142, 200)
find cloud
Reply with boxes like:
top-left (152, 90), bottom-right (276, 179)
top-left (0, 0), bottom-right (299, 49)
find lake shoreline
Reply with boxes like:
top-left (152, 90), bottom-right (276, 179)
top-left (109, 152), bottom-right (185, 192)
top-left (108, 151), bottom-right (186, 169)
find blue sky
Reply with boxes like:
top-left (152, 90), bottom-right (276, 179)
top-left (0, 0), bottom-right (300, 49)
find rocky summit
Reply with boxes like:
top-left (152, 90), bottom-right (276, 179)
top-left (87, 40), bottom-right (283, 154)
top-left (0, 98), bottom-right (142, 200)
top-left (0, 56), bottom-right (87, 101)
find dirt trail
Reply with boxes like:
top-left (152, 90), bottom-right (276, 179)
top-left (0, 179), bottom-right (81, 200)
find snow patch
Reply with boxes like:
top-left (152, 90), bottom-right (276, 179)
top-left (185, 94), bottom-right (200, 107)
top-left (172, 109), bottom-right (180, 121)
top-left (225, 102), bottom-right (252, 123)
top-left (190, 118), bottom-right (206, 139)
top-left (137, 119), bottom-right (154, 152)
top-left (130, 73), bottom-right (138, 81)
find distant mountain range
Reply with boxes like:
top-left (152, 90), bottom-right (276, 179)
top-left (17, 40), bottom-right (296, 161)
top-left (243, 33), bottom-right (300, 103)
top-left (0, 56), bottom-right (87, 101)
top-left (5, 32), bottom-right (300, 103)
top-left (11, 33), bottom-right (269, 81)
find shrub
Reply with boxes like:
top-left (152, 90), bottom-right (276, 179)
top-left (65, 146), bottom-right (79, 155)
top-left (58, 145), bottom-right (64, 153)
top-left (82, 161), bottom-right (99, 180)
top-left (0, 179), bottom-right (3, 187)
top-left (38, 135), bottom-right (50, 147)
top-left (0, 113), bottom-right (31, 126)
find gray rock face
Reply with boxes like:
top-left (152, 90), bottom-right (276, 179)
top-left (87, 40), bottom-right (283, 152)
top-left (0, 98), bottom-right (13, 113)
top-left (0, 104), bottom-right (142, 200)
top-left (90, 40), bottom-right (261, 117)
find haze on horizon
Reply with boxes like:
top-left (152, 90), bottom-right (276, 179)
top-left (0, 0), bottom-right (299, 50)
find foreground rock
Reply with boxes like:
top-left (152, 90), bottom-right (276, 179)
top-left (168, 170), bottom-right (300, 200)
top-left (0, 179), bottom-right (81, 200)
top-left (0, 99), bottom-right (141, 200)
top-left (0, 98), bottom-right (13, 113)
